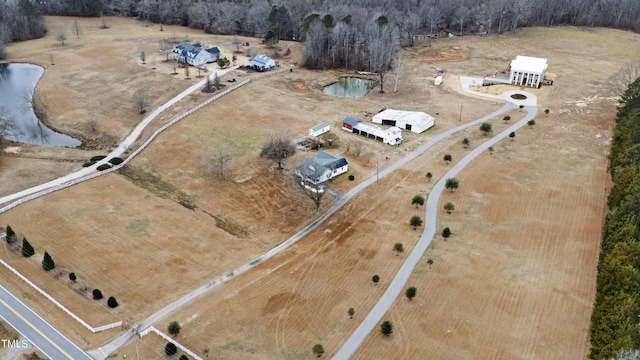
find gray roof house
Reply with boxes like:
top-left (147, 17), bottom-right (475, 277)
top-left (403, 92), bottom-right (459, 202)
top-left (296, 151), bottom-right (348, 185)
top-left (249, 54), bottom-right (276, 71)
top-left (173, 42), bottom-right (220, 66)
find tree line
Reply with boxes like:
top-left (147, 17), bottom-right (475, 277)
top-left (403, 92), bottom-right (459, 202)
top-left (0, 0), bottom-right (47, 59)
top-left (589, 76), bottom-right (640, 360)
top-left (4, 0), bottom-right (640, 65)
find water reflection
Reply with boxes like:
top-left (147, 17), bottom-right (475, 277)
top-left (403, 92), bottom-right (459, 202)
top-left (323, 77), bottom-right (378, 98)
top-left (0, 63), bottom-right (80, 147)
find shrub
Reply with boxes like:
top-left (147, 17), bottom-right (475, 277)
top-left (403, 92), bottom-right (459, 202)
top-left (348, 175), bottom-right (355, 181)
top-left (42, 251), bottom-right (55, 271)
top-left (21, 237), bottom-right (35, 257)
top-left (69, 272), bottom-right (76, 282)
top-left (179, 355), bottom-right (189, 360)
top-left (92, 289), bottom-right (103, 300)
top-left (108, 157), bottom-right (124, 165)
top-left (165, 342), bottom-right (177, 356)
top-left (82, 161), bottom-right (96, 167)
top-left (107, 296), bottom-right (118, 308)
top-left (90, 155), bottom-right (106, 162)
top-left (96, 164), bottom-right (112, 171)
top-left (168, 321), bottom-right (181, 336)
top-left (442, 227), bottom-right (451, 238)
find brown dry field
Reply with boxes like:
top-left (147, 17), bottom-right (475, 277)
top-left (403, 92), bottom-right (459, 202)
top-left (0, 18), bottom-right (637, 360)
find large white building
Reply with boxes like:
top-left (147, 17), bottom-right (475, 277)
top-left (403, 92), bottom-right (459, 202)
top-left (372, 109), bottom-right (435, 133)
top-left (509, 56), bottom-right (548, 88)
top-left (342, 117), bottom-right (402, 146)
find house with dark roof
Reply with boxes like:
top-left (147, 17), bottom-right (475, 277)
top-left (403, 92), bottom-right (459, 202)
top-left (173, 42), bottom-right (220, 66)
top-left (249, 54), bottom-right (276, 71)
top-left (296, 151), bottom-right (348, 185)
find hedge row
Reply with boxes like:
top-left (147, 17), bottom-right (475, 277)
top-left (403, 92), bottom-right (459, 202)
top-left (589, 77), bottom-right (640, 359)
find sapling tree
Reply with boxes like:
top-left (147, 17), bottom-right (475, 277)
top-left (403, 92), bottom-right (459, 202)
top-left (444, 202), bottom-right (455, 213)
top-left (393, 242), bottom-right (404, 255)
top-left (411, 194), bottom-right (424, 208)
top-left (372, 274), bottom-right (380, 285)
top-left (42, 251), bottom-right (55, 271)
top-left (409, 215), bottom-right (423, 229)
top-left (406, 286), bottom-right (417, 300)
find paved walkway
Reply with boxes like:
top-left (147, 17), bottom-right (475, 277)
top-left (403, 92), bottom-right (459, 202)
top-left (332, 78), bottom-right (538, 359)
top-left (0, 66), bottom-right (238, 207)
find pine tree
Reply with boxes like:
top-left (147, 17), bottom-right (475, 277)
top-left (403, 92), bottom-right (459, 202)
top-left (21, 237), bottom-right (34, 257)
top-left (5, 225), bottom-right (16, 243)
top-left (42, 251), bottom-right (55, 271)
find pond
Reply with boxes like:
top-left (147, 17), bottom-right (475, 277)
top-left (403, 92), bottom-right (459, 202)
top-left (323, 77), bottom-right (378, 98)
top-left (0, 63), bottom-right (81, 147)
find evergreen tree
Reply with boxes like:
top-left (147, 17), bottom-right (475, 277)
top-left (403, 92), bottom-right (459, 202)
top-left (107, 296), bottom-right (118, 308)
top-left (42, 251), bottom-right (55, 271)
top-left (5, 225), bottom-right (16, 243)
top-left (21, 237), bottom-right (34, 257)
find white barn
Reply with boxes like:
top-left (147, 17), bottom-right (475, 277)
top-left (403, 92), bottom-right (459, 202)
top-left (309, 122), bottom-right (330, 137)
top-left (372, 109), bottom-right (435, 133)
top-left (509, 56), bottom-right (548, 88)
top-left (342, 117), bottom-right (402, 146)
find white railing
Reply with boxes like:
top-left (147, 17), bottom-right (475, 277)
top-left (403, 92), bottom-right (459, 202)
top-left (139, 326), bottom-right (202, 360)
top-left (0, 258), bottom-right (122, 333)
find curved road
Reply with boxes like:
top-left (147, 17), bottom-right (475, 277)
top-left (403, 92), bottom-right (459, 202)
top-left (332, 88), bottom-right (537, 358)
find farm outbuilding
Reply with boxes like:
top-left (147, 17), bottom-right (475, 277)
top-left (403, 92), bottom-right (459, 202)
top-left (342, 117), bottom-right (402, 146)
top-left (309, 122), bottom-right (330, 137)
top-left (509, 55), bottom-right (548, 88)
top-left (295, 151), bottom-right (348, 185)
top-left (372, 109), bottom-right (435, 133)
top-left (249, 54), bottom-right (276, 71)
top-left (173, 42), bottom-right (220, 66)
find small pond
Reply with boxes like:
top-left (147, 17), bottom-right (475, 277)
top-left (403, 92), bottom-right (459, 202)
top-left (0, 63), bottom-right (81, 147)
top-left (323, 77), bottom-right (378, 98)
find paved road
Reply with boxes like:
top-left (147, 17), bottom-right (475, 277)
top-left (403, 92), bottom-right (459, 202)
top-left (0, 65), bottom-right (238, 207)
top-left (332, 97), bottom-right (537, 358)
top-left (0, 285), bottom-right (94, 359)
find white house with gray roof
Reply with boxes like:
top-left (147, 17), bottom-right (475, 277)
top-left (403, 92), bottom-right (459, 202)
top-left (296, 151), bottom-right (348, 185)
top-left (173, 42), bottom-right (220, 66)
top-left (249, 54), bottom-right (276, 71)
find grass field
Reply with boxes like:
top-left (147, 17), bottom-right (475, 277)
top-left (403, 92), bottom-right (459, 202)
top-left (0, 18), bottom-right (636, 359)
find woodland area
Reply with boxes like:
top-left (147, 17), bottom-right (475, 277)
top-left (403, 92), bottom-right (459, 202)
top-left (590, 78), bottom-right (640, 360)
top-left (3, 0), bottom-right (640, 63)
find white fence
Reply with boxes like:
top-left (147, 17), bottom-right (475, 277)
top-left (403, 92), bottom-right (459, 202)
top-left (0, 257), bottom-right (122, 333)
top-left (139, 326), bottom-right (202, 360)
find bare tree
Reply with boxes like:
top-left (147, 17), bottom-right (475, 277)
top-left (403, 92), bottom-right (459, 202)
top-left (393, 50), bottom-right (404, 93)
top-left (232, 37), bottom-right (242, 52)
top-left (159, 38), bottom-right (172, 61)
top-left (100, 13), bottom-right (109, 29)
top-left (87, 118), bottom-right (99, 137)
top-left (295, 158), bottom-right (328, 211)
top-left (207, 140), bottom-right (236, 178)
top-left (0, 107), bottom-right (22, 148)
top-left (72, 20), bottom-right (81, 39)
top-left (366, 22), bottom-right (399, 93)
top-left (133, 90), bottom-right (149, 114)
top-left (140, 50), bottom-right (146, 64)
top-left (56, 28), bottom-right (67, 45)
top-left (260, 133), bottom-right (296, 170)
